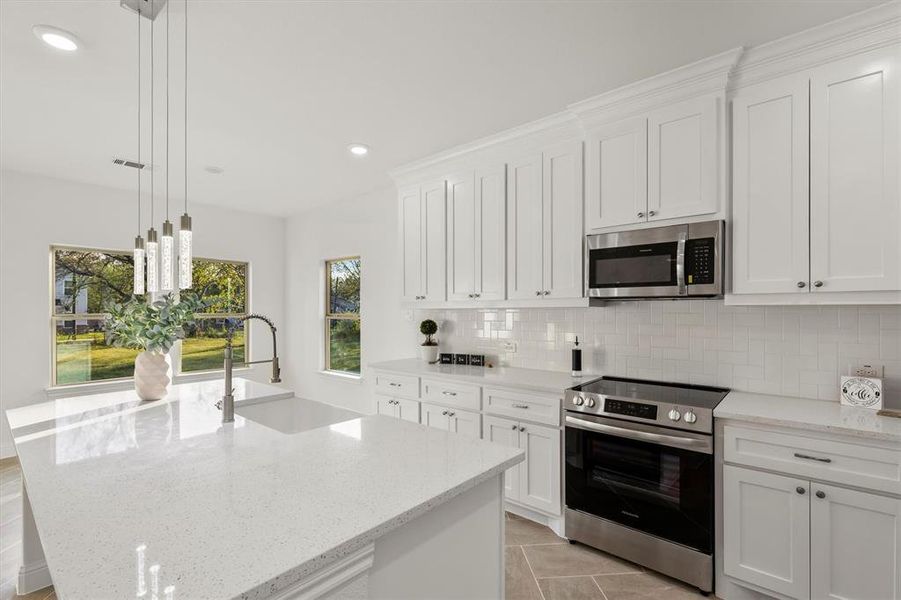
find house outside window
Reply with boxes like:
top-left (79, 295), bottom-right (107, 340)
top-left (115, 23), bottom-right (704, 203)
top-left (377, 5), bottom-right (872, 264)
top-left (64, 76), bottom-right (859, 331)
top-left (324, 257), bottom-right (361, 375)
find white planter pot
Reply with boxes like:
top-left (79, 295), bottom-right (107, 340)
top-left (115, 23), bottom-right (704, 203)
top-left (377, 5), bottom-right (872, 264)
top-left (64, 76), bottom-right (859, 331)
top-left (134, 351), bottom-right (172, 401)
top-left (420, 345), bottom-right (439, 363)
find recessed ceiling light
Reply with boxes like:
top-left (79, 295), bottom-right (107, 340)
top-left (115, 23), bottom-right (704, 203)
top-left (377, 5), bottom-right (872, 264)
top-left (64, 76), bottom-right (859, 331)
top-left (348, 143), bottom-right (369, 157)
top-left (32, 25), bottom-right (79, 52)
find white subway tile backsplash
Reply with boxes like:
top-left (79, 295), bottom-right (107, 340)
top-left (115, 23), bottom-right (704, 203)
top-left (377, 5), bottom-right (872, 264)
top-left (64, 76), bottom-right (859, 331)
top-left (419, 301), bottom-right (901, 405)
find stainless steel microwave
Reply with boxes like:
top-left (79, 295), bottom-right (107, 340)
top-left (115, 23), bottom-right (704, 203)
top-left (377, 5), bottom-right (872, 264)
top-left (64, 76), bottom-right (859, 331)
top-left (586, 220), bottom-right (724, 302)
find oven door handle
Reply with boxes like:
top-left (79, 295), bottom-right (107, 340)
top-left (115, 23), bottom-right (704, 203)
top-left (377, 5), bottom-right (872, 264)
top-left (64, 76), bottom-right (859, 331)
top-left (565, 415), bottom-right (712, 454)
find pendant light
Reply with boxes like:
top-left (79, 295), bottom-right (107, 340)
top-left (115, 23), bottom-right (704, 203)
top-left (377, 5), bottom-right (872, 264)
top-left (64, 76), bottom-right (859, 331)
top-left (178, 0), bottom-right (193, 290)
top-left (133, 4), bottom-right (145, 296)
top-left (160, 2), bottom-right (174, 292)
top-left (146, 0), bottom-right (159, 294)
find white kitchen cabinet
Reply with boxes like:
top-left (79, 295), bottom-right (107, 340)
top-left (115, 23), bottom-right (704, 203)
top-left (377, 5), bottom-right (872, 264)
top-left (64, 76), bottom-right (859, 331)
top-left (647, 95), bottom-right (719, 222)
top-left (481, 415), bottom-right (561, 515)
top-left (810, 483), bottom-right (901, 600)
top-left (809, 47), bottom-right (900, 293)
top-left (723, 465), bottom-right (811, 600)
top-left (507, 143), bottom-right (583, 300)
top-left (420, 402), bottom-right (448, 430)
top-left (731, 76), bottom-right (810, 294)
top-left (375, 395), bottom-right (420, 424)
top-left (399, 181), bottom-right (446, 303)
top-left (585, 117), bottom-right (648, 230)
top-left (420, 402), bottom-right (480, 439)
top-left (447, 166), bottom-right (507, 301)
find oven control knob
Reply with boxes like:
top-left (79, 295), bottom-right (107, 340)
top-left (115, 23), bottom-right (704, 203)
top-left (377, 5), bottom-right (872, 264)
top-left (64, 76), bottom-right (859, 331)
top-left (684, 410), bottom-right (697, 424)
top-left (668, 408), bottom-right (682, 422)
top-left (573, 395), bottom-right (584, 406)
top-left (585, 397), bottom-right (596, 408)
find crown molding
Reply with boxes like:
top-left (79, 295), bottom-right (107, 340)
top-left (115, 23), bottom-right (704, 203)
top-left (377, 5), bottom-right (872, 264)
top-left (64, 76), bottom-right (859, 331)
top-left (730, 1), bottom-right (901, 90)
top-left (568, 46), bottom-right (744, 129)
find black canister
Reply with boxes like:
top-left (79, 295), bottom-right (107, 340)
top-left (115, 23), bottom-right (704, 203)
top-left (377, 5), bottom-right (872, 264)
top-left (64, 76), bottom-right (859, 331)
top-left (572, 336), bottom-right (582, 377)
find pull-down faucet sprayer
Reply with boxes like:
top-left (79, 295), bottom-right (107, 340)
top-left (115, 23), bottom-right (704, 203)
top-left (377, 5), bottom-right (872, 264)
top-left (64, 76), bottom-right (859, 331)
top-left (217, 314), bottom-right (281, 423)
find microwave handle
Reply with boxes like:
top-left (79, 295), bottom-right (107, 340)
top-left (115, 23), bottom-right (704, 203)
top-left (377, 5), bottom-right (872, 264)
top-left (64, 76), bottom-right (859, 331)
top-left (676, 231), bottom-right (687, 295)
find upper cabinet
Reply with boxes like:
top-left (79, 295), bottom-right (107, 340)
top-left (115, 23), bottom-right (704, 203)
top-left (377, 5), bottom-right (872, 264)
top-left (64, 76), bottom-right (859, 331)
top-left (508, 142), bottom-right (584, 300)
top-left (731, 45), bottom-right (900, 301)
top-left (400, 181), bottom-right (446, 303)
top-left (585, 117), bottom-right (647, 230)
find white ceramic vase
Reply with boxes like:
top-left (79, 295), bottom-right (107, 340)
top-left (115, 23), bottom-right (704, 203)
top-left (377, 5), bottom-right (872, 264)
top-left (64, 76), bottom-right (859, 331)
top-left (134, 351), bottom-right (172, 401)
top-left (420, 345), bottom-right (439, 363)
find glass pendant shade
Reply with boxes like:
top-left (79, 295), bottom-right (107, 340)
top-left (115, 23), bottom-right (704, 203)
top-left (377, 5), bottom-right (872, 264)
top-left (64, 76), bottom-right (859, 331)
top-left (146, 228), bottom-right (159, 293)
top-left (161, 220), bottom-right (174, 291)
top-left (133, 236), bottom-right (145, 295)
top-left (179, 213), bottom-right (193, 289)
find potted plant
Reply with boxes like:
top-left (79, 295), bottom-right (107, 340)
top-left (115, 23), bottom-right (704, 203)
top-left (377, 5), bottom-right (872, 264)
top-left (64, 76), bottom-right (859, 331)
top-left (420, 319), bottom-right (439, 363)
top-left (105, 293), bottom-right (204, 401)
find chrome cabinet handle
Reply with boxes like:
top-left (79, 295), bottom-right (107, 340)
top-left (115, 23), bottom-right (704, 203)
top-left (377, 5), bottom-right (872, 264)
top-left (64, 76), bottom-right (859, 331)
top-left (474, 293), bottom-right (481, 298)
top-left (543, 290), bottom-right (550, 295)
top-left (816, 491), bottom-right (826, 499)
top-left (648, 210), bottom-right (656, 217)
top-left (797, 281), bottom-right (806, 288)
top-left (442, 391), bottom-right (457, 396)
top-left (468, 293), bottom-right (474, 298)
top-left (518, 426), bottom-right (525, 432)
top-left (511, 424), bottom-right (517, 430)
top-left (535, 291), bottom-right (541, 296)
top-left (794, 452), bottom-right (832, 463)
top-left (448, 412), bottom-right (455, 417)
top-left (796, 486), bottom-right (806, 495)
top-left (813, 280), bottom-right (823, 288)
top-left (388, 382), bottom-right (401, 387)
top-left (637, 212), bottom-right (645, 218)
top-left (512, 404), bottom-right (529, 409)
top-left (442, 410), bottom-right (448, 416)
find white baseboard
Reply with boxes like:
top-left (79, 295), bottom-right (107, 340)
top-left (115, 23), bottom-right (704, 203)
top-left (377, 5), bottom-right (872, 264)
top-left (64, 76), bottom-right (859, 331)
top-left (0, 443), bottom-right (15, 461)
top-left (18, 561), bottom-right (52, 595)
top-left (505, 502), bottom-right (565, 538)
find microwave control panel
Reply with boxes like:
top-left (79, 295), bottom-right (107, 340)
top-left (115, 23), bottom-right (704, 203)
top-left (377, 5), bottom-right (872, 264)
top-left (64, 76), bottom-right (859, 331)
top-left (685, 238), bottom-right (716, 285)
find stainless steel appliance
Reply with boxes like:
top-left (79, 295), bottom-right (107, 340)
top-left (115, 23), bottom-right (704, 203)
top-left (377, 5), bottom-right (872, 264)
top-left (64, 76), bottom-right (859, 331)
top-left (563, 377), bottom-right (730, 593)
top-left (585, 220), bottom-right (724, 302)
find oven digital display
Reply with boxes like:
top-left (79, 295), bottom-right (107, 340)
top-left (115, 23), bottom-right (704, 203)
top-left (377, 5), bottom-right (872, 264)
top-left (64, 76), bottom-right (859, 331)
top-left (604, 399), bottom-right (657, 420)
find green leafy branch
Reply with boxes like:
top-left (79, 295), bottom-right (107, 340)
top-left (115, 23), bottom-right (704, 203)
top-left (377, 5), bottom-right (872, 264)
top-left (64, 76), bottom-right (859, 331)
top-left (104, 293), bottom-right (206, 353)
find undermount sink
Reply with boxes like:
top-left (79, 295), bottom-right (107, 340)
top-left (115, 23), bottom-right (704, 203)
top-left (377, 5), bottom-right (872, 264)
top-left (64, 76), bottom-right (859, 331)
top-left (236, 396), bottom-right (361, 434)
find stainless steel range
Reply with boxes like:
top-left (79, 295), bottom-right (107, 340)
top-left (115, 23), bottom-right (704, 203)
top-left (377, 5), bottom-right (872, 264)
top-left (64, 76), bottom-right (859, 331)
top-left (563, 377), bottom-right (730, 593)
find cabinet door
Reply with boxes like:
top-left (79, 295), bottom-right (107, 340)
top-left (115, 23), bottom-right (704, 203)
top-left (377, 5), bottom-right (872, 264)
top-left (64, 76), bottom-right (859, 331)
top-left (399, 186), bottom-right (423, 301)
top-left (375, 395), bottom-right (397, 418)
top-left (446, 172), bottom-right (475, 300)
top-left (422, 180), bottom-right (447, 302)
top-left (810, 483), bottom-right (900, 600)
top-left (448, 408), bottom-right (481, 440)
top-left (483, 415), bottom-right (520, 502)
top-left (420, 402), bottom-right (449, 431)
top-left (518, 422), bottom-right (561, 515)
top-left (810, 47), bottom-right (900, 293)
top-left (723, 466), bottom-right (810, 600)
top-left (732, 77), bottom-right (810, 294)
top-left (585, 117), bottom-right (648, 230)
top-left (395, 398), bottom-right (421, 424)
top-left (506, 154), bottom-right (544, 300)
top-left (647, 95), bottom-right (718, 221)
top-left (475, 165), bottom-right (507, 300)
top-left (543, 141), bottom-right (584, 299)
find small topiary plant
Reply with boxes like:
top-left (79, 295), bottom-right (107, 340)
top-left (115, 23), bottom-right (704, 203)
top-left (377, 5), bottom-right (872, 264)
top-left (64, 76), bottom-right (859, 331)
top-left (420, 319), bottom-right (438, 347)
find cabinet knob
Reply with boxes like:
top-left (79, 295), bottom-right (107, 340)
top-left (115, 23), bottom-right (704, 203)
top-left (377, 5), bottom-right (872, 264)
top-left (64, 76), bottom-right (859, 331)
top-left (813, 280), bottom-right (823, 288)
top-left (536, 291), bottom-right (542, 296)
top-left (648, 210), bottom-right (656, 217)
top-left (512, 424), bottom-right (518, 430)
top-left (637, 212), bottom-right (645, 218)
top-left (543, 290), bottom-right (550, 296)
top-left (442, 410), bottom-right (448, 416)
top-left (796, 487), bottom-right (806, 495)
top-left (815, 491), bottom-right (826, 499)
top-left (519, 426), bottom-right (526, 432)
top-left (448, 412), bottom-right (455, 417)
top-left (468, 294), bottom-right (474, 298)
top-left (797, 281), bottom-right (806, 288)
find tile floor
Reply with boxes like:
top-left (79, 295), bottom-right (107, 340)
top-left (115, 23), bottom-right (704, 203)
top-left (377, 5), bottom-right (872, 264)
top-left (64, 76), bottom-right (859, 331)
top-left (2, 458), bottom-right (711, 600)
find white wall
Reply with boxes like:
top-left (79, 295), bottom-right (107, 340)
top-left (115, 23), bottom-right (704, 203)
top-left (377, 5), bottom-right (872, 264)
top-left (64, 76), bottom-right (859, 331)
top-left (0, 170), bottom-right (286, 457)
top-left (283, 185), bottom-right (416, 414)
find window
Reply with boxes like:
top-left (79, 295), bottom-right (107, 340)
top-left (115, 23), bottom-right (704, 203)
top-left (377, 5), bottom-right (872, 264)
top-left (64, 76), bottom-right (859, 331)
top-left (324, 257), bottom-right (361, 375)
top-left (51, 246), bottom-right (249, 386)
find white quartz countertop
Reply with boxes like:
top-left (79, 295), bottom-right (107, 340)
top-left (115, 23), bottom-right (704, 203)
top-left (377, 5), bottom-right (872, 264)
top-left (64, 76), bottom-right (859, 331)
top-left (369, 358), bottom-right (591, 395)
top-left (5, 378), bottom-right (524, 600)
top-left (715, 390), bottom-right (901, 443)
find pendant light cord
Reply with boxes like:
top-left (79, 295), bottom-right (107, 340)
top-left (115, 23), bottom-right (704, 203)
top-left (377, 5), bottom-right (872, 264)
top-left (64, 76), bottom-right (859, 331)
top-left (184, 0), bottom-right (188, 215)
top-left (165, 0), bottom-right (170, 220)
top-left (137, 3), bottom-right (141, 235)
top-left (150, 0), bottom-right (155, 228)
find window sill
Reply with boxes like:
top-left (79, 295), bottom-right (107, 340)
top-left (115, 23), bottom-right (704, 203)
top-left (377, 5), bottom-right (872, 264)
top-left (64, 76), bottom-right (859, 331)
top-left (46, 367), bottom-right (253, 399)
top-left (318, 370), bottom-right (363, 383)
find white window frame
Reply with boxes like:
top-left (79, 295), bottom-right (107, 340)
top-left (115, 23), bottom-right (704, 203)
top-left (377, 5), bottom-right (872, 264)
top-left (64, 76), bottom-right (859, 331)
top-left (323, 256), bottom-right (361, 378)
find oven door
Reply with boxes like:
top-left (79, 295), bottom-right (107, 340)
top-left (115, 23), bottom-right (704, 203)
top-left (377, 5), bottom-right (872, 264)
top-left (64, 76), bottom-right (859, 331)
top-left (564, 413), bottom-right (714, 554)
top-left (586, 225), bottom-right (687, 299)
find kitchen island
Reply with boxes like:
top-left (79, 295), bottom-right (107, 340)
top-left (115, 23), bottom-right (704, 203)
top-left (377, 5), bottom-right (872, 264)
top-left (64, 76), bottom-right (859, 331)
top-left (5, 378), bottom-right (523, 599)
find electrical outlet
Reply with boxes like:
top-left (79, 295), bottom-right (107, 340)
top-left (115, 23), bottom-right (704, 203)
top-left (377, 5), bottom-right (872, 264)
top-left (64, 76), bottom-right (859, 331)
top-left (855, 363), bottom-right (883, 377)
top-left (501, 341), bottom-right (517, 353)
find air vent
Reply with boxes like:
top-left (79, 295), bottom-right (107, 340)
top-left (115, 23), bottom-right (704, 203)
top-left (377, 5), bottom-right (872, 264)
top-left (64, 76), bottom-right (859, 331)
top-left (113, 158), bottom-right (146, 170)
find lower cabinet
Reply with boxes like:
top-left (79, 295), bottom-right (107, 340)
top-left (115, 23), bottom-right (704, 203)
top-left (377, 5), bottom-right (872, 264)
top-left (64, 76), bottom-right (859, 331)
top-left (483, 415), bottom-right (561, 515)
top-left (420, 402), bottom-right (481, 439)
top-left (375, 395), bottom-right (420, 423)
top-left (724, 465), bottom-right (901, 600)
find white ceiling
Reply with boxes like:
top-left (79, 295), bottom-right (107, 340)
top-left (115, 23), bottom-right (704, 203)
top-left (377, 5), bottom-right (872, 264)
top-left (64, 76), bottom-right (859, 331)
top-left (0, 0), bottom-right (883, 217)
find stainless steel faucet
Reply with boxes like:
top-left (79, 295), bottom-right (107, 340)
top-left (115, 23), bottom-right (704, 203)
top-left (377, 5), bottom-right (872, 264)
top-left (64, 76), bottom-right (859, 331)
top-left (217, 314), bottom-right (281, 423)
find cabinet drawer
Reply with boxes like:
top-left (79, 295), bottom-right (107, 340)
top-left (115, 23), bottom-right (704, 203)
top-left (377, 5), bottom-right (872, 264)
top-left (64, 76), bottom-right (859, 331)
top-left (484, 387), bottom-right (560, 426)
top-left (421, 378), bottom-right (481, 411)
top-left (723, 425), bottom-right (901, 496)
top-left (373, 372), bottom-right (420, 400)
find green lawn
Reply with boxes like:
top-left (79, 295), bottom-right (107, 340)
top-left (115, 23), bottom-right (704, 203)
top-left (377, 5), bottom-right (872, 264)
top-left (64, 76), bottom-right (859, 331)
top-left (55, 332), bottom-right (245, 384)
